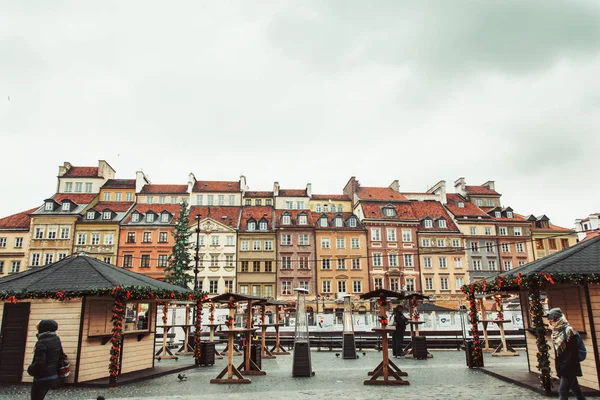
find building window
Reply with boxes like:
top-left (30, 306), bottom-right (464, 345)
top-left (248, 221), bottom-right (256, 231)
top-left (259, 221), bottom-right (268, 231)
top-left (282, 215), bottom-right (291, 225)
top-left (44, 254), bottom-right (54, 265)
top-left (485, 227), bottom-right (492, 236)
top-left (114, 192), bottom-right (122, 201)
top-left (265, 261), bottom-right (273, 272)
top-left (207, 195), bottom-right (214, 206)
top-left (241, 261), bottom-right (249, 272)
top-left (475, 199), bottom-right (483, 206)
top-left (140, 255), bottom-right (151, 268)
top-left (504, 261), bottom-right (512, 271)
top-left (383, 207), bottom-right (395, 217)
top-left (315, 204), bottom-right (322, 212)
top-left (209, 280), bottom-right (218, 294)
top-left (494, 211), bottom-right (501, 218)
top-left (338, 280), bottom-right (346, 293)
top-left (388, 254), bottom-right (398, 267)
top-left (513, 227), bottom-right (522, 236)
top-left (440, 278), bottom-right (449, 290)
top-left (404, 254), bottom-right (413, 267)
top-left (281, 234), bottom-right (291, 246)
top-left (34, 227), bottom-right (44, 239)
top-left (62, 202), bottom-right (71, 211)
top-left (44, 202), bottom-right (54, 211)
top-left (402, 230), bottom-right (412, 242)
top-left (501, 243), bottom-right (509, 252)
top-left (485, 242), bottom-right (494, 253)
top-left (285, 201), bottom-right (293, 209)
top-left (225, 255), bottom-right (234, 266)
top-left (374, 278), bottom-right (383, 290)
top-left (352, 258), bottom-right (360, 270)
top-left (299, 280), bottom-right (309, 293)
top-left (334, 217), bottom-right (342, 227)
top-left (387, 229), bottom-right (396, 242)
top-left (336, 238), bottom-right (345, 249)
top-left (322, 281), bottom-right (331, 294)
top-left (59, 227), bottom-right (69, 240)
top-left (516, 243), bottom-right (524, 253)
top-left (425, 278), bottom-right (433, 290)
top-left (89, 233), bottom-right (99, 245)
top-left (11, 261), bottom-right (21, 273)
top-left (469, 227), bottom-right (477, 235)
top-left (13, 237), bottom-right (23, 248)
top-left (422, 239), bottom-right (430, 247)
top-left (299, 234), bottom-right (309, 246)
top-left (253, 261), bottom-right (260, 272)
top-left (298, 215), bottom-right (308, 225)
top-left (470, 242), bottom-right (479, 252)
top-left (424, 219), bottom-right (433, 228)
top-left (518, 261), bottom-right (526, 267)
top-left (299, 256), bottom-right (308, 269)
top-left (373, 253), bottom-right (382, 267)
top-left (103, 256), bottom-right (111, 264)
top-left (455, 277), bottom-right (464, 290)
top-left (506, 211), bottom-right (513, 218)
top-left (211, 236), bottom-right (219, 246)
top-left (159, 232), bottom-right (168, 243)
top-left (337, 258), bottom-right (346, 270)
top-left (282, 281), bottom-right (292, 295)
top-left (423, 257), bottom-right (432, 268)
top-left (239, 285), bottom-right (248, 294)
top-left (47, 228), bottom-right (57, 239)
top-left (228, 195), bottom-right (235, 205)
top-left (349, 218), bottom-right (357, 228)
top-left (371, 229), bottom-right (381, 241)
top-left (75, 182), bottom-right (82, 192)
top-left (351, 238), bottom-right (360, 249)
top-left (65, 182), bottom-right (72, 192)
top-left (323, 205), bottom-right (329, 213)
top-left (218, 195), bottom-right (224, 206)
top-left (390, 278), bottom-right (399, 292)
top-left (265, 240), bottom-right (273, 251)
top-left (265, 199), bottom-right (272, 206)
top-left (197, 195), bottom-right (203, 205)
top-left (454, 257), bottom-right (462, 268)
top-left (31, 253), bottom-right (41, 266)
top-left (561, 239), bottom-right (569, 249)
top-left (253, 240), bottom-right (261, 251)
top-left (85, 182), bottom-right (92, 193)
top-left (131, 213), bottom-right (139, 223)
top-left (353, 280), bottom-right (362, 293)
top-left (161, 213), bottom-right (169, 223)
top-left (145, 213), bottom-right (154, 223)
top-left (297, 201), bottom-right (304, 209)
top-left (439, 257), bottom-right (447, 268)
top-left (488, 260), bottom-right (497, 271)
top-left (437, 239), bottom-right (445, 247)
top-left (472, 260), bottom-right (482, 270)
top-left (226, 236), bottom-right (234, 246)
top-left (499, 227), bottom-right (507, 236)
top-left (158, 254), bottom-right (168, 268)
top-left (143, 232), bottom-right (152, 243)
top-left (123, 255), bottom-right (133, 268)
top-left (319, 217), bottom-right (328, 227)
top-left (264, 285), bottom-right (273, 297)
top-left (210, 255), bottom-right (218, 266)
top-left (535, 239), bottom-right (544, 250)
top-left (126, 232), bottom-right (136, 243)
top-left (281, 256), bottom-right (291, 269)
top-left (405, 278), bottom-right (415, 291)
top-left (126, 193), bottom-right (133, 202)
top-left (104, 233), bottom-right (114, 245)
top-left (321, 238), bottom-right (330, 249)
top-left (322, 258), bottom-right (331, 270)
top-left (58, 252), bottom-right (67, 260)
top-left (548, 239), bottom-right (557, 250)
top-left (224, 280), bottom-right (233, 293)
top-left (437, 219), bottom-right (447, 228)
top-left (453, 239), bottom-right (460, 247)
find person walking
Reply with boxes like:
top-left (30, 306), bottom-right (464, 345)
top-left (547, 308), bottom-right (586, 400)
top-left (27, 319), bottom-right (63, 400)
top-left (392, 305), bottom-right (408, 358)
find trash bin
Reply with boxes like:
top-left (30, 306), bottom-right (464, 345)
top-left (199, 341), bottom-right (215, 366)
top-left (413, 336), bottom-right (428, 360)
top-left (464, 339), bottom-right (484, 368)
top-left (245, 343), bottom-right (261, 369)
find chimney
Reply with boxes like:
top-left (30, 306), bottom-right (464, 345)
top-left (389, 180), bottom-right (400, 192)
top-left (136, 171), bottom-right (150, 194)
top-left (427, 180), bottom-right (447, 204)
top-left (306, 183), bottom-right (312, 197)
top-left (98, 160), bottom-right (115, 179)
top-left (58, 162), bottom-right (72, 177)
top-left (482, 181), bottom-right (495, 191)
top-left (187, 173), bottom-right (196, 194)
top-left (343, 176), bottom-right (359, 199)
top-left (454, 177), bottom-right (466, 196)
top-left (273, 181), bottom-right (280, 197)
top-left (240, 175), bottom-right (247, 196)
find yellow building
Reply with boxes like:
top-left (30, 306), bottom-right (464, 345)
top-left (526, 215), bottom-right (577, 260)
top-left (0, 208), bottom-right (36, 276)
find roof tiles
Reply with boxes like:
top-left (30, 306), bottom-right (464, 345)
top-left (62, 166), bottom-right (100, 178)
top-left (0, 208), bottom-right (37, 230)
top-left (192, 181), bottom-right (240, 192)
top-left (140, 184), bottom-right (188, 194)
top-left (357, 187), bottom-right (408, 201)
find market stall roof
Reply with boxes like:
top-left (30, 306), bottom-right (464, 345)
top-left (211, 293), bottom-right (266, 303)
top-left (0, 253), bottom-right (192, 296)
top-left (360, 289), bottom-right (404, 300)
top-left (255, 299), bottom-right (288, 306)
top-left (417, 303), bottom-right (457, 313)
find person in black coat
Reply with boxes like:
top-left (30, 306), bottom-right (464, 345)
top-left (392, 305), bottom-right (408, 358)
top-left (547, 308), bottom-right (586, 400)
top-left (27, 319), bottom-right (63, 400)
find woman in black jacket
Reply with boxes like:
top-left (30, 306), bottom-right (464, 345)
top-left (27, 319), bottom-right (63, 400)
top-left (547, 308), bottom-right (586, 400)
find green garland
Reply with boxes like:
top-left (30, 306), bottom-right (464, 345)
top-left (109, 295), bottom-right (125, 384)
top-left (528, 279), bottom-right (552, 393)
top-left (194, 300), bottom-right (203, 365)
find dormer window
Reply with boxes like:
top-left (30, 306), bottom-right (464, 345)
top-left (383, 207), bottom-right (396, 217)
top-left (437, 219), bottom-right (447, 228)
top-left (103, 211), bottom-right (112, 220)
top-left (132, 213), bottom-right (140, 223)
top-left (259, 221), bottom-right (268, 231)
top-left (62, 202), bottom-right (71, 211)
top-left (494, 211), bottom-right (501, 218)
top-left (161, 213), bottom-right (169, 223)
top-left (45, 202), bottom-right (54, 211)
top-left (147, 213), bottom-right (155, 223)
top-left (506, 211), bottom-right (513, 218)
top-left (424, 219), bottom-right (433, 228)
top-left (248, 221), bottom-right (256, 231)
top-left (320, 217), bottom-right (328, 227)
top-left (282, 215), bottom-right (291, 225)
top-left (87, 211), bottom-right (95, 220)
top-left (298, 215), bottom-right (308, 225)
top-left (458, 202), bottom-right (465, 208)
top-left (335, 217), bottom-right (343, 227)
top-left (348, 218), bottom-right (357, 228)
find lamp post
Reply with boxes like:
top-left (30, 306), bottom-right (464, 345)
top-left (194, 214), bottom-right (201, 292)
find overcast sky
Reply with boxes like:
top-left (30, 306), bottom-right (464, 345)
top-left (1, 1), bottom-right (599, 229)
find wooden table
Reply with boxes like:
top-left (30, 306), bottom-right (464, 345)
top-left (259, 323), bottom-right (277, 359)
top-left (203, 323), bottom-right (224, 359)
top-left (210, 328), bottom-right (255, 384)
top-left (480, 319), bottom-right (518, 357)
top-left (155, 324), bottom-right (194, 360)
top-left (364, 328), bottom-right (409, 385)
top-left (236, 327), bottom-right (266, 376)
top-left (268, 323), bottom-right (290, 355)
top-left (403, 321), bottom-right (432, 359)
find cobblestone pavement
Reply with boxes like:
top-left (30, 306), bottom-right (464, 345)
top-left (2, 350), bottom-right (599, 400)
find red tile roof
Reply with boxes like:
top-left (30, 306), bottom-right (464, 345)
top-left (278, 189), bottom-right (307, 197)
top-left (357, 187), bottom-right (408, 201)
top-left (445, 194), bottom-right (489, 218)
top-left (531, 223), bottom-right (575, 233)
top-left (245, 191), bottom-right (273, 197)
top-left (140, 184), bottom-right (188, 194)
top-left (102, 179), bottom-right (136, 189)
top-left (51, 193), bottom-right (98, 204)
top-left (465, 185), bottom-right (499, 196)
top-left (361, 202), bottom-right (417, 220)
top-left (91, 202), bottom-right (134, 213)
top-left (192, 181), bottom-right (240, 192)
top-left (62, 166), bottom-right (100, 178)
top-left (581, 230), bottom-right (600, 242)
top-left (188, 206), bottom-right (241, 228)
top-left (311, 194), bottom-right (351, 201)
top-left (240, 206), bottom-right (274, 223)
top-left (410, 201), bottom-right (459, 231)
top-left (0, 208), bottom-right (37, 229)
top-left (122, 204), bottom-right (182, 224)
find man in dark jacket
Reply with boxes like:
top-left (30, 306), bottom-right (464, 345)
top-left (547, 308), bottom-right (586, 400)
top-left (392, 305), bottom-right (408, 358)
top-left (27, 319), bottom-right (63, 400)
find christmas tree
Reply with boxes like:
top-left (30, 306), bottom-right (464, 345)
top-left (164, 201), bottom-right (193, 288)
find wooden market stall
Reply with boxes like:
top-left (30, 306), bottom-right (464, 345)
top-left (464, 235), bottom-right (600, 395)
top-left (0, 254), bottom-right (207, 385)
